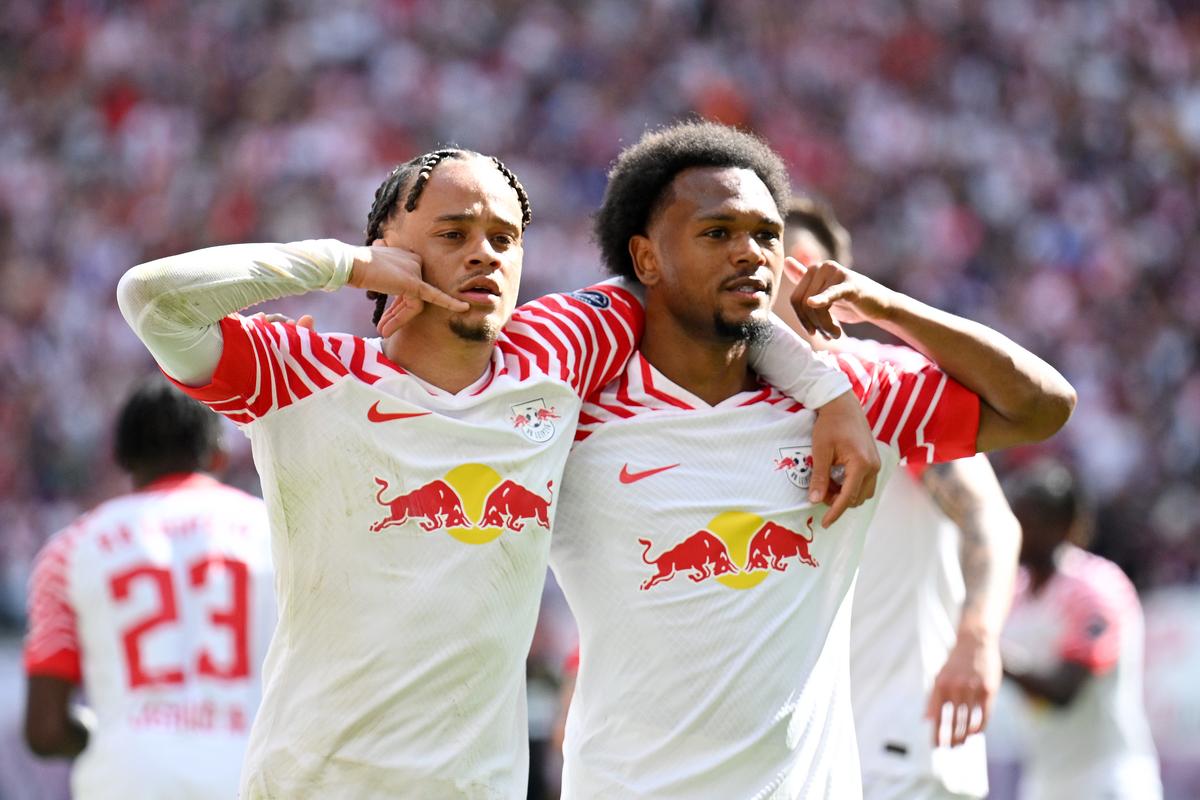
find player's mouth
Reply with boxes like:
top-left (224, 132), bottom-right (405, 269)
top-left (456, 276), bottom-right (502, 306)
top-left (722, 275), bottom-right (772, 301)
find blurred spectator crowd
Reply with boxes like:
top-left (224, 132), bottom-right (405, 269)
top-left (1, 0), bottom-right (1198, 632)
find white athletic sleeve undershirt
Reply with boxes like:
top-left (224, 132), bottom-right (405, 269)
top-left (116, 240), bottom-right (357, 386)
top-left (753, 318), bottom-right (851, 410)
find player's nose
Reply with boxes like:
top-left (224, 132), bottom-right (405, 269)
top-left (466, 233), bottom-right (501, 267)
top-left (730, 231), bottom-right (766, 267)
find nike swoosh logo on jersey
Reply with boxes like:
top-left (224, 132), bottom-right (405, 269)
top-left (619, 463), bottom-right (680, 484)
top-left (367, 401), bottom-right (431, 423)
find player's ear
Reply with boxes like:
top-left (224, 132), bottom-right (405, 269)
top-left (629, 236), bottom-right (660, 287)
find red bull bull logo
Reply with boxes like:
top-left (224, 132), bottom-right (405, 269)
top-left (371, 478), bottom-right (471, 532)
top-left (638, 512), bottom-right (820, 591)
top-left (371, 463), bottom-right (552, 544)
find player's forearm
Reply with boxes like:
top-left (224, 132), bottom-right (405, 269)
top-left (870, 292), bottom-right (1075, 446)
top-left (956, 509), bottom-right (1021, 644)
top-left (117, 240), bottom-right (356, 384)
top-left (25, 681), bottom-right (92, 758)
top-left (749, 316), bottom-right (852, 409)
top-left (923, 456), bottom-right (1022, 641)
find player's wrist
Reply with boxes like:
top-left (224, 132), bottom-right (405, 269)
top-left (955, 616), bottom-right (998, 650)
top-left (858, 282), bottom-right (903, 325)
top-left (348, 247), bottom-right (374, 289)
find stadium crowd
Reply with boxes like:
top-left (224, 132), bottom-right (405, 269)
top-left (0, 0), bottom-right (1196, 680)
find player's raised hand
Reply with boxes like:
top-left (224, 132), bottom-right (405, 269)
top-left (788, 258), bottom-right (896, 339)
top-left (349, 241), bottom-right (469, 337)
top-left (925, 631), bottom-right (1000, 747)
top-left (809, 390), bottom-right (880, 527)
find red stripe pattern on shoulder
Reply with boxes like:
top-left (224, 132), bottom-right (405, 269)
top-left (501, 284), bottom-right (643, 397)
top-left (833, 350), bottom-right (980, 464)
top-left (165, 315), bottom-right (400, 423)
top-left (24, 521), bottom-right (90, 682)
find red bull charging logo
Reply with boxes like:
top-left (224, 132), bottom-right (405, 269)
top-left (638, 512), bottom-right (818, 591)
top-left (371, 463), bottom-right (552, 544)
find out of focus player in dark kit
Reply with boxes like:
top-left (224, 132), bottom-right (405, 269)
top-left (23, 376), bottom-right (275, 799)
top-left (1001, 459), bottom-right (1162, 800)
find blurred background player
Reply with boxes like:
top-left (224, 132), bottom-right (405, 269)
top-left (773, 198), bottom-right (1022, 800)
top-left (22, 375), bottom-right (275, 799)
top-left (1001, 460), bottom-right (1162, 800)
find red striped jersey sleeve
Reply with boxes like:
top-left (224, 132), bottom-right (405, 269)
top-left (24, 527), bottom-right (83, 683)
top-left (502, 283), bottom-right (643, 398)
top-left (164, 315), bottom-right (364, 423)
top-left (831, 343), bottom-right (979, 464)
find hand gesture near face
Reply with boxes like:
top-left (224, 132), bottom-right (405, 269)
top-left (349, 240), bottom-right (469, 337)
top-left (788, 258), bottom-right (896, 339)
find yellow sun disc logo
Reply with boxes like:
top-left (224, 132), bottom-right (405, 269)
top-left (709, 511), bottom-right (770, 590)
top-left (443, 463), bottom-right (504, 544)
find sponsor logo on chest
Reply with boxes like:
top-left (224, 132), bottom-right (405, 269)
top-left (370, 465), bottom-right (554, 545)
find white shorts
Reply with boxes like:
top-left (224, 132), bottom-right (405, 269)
top-left (862, 773), bottom-right (981, 800)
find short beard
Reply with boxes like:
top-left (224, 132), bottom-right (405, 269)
top-left (450, 315), bottom-right (500, 343)
top-left (713, 312), bottom-right (774, 345)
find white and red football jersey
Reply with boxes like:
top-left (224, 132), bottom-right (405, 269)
top-left (1002, 545), bottom-right (1161, 800)
top-left (24, 474), bottom-right (275, 800)
top-left (551, 349), bottom-right (979, 800)
top-left (170, 284), bottom-right (642, 799)
top-left (850, 464), bottom-right (988, 798)
top-left (836, 340), bottom-right (988, 798)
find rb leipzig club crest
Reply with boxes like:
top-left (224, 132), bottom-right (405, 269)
top-left (774, 445), bottom-right (814, 490)
top-left (510, 398), bottom-right (560, 443)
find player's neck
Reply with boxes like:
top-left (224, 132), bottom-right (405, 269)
top-left (1025, 549), bottom-right (1062, 593)
top-left (382, 324), bottom-right (494, 394)
top-left (130, 469), bottom-right (203, 490)
top-left (639, 308), bottom-right (759, 406)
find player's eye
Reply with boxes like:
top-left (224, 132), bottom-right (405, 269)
top-left (491, 233), bottom-right (515, 248)
top-left (439, 230), bottom-right (464, 241)
top-left (756, 230), bottom-right (781, 244)
top-left (702, 228), bottom-right (728, 240)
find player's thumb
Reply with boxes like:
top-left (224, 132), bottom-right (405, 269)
top-left (808, 439), bottom-right (832, 504)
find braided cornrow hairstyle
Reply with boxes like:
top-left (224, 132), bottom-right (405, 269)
top-left (490, 156), bottom-right (533, 230)
top-left (362, 148), bottom-right (533, 326)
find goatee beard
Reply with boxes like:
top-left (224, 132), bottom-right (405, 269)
top-left (713, 312), bottom-right (774, 345)
top-left (450, 315), bottom-right (500, 343)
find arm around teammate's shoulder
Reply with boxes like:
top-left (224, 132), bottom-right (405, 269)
top-left (117, 240), bottom-right (359, 385)
top-left (790, 260), bottom-right (1077, 453)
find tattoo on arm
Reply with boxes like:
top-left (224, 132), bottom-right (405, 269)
top-left (921, 456), bottom-right (1020, 632)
